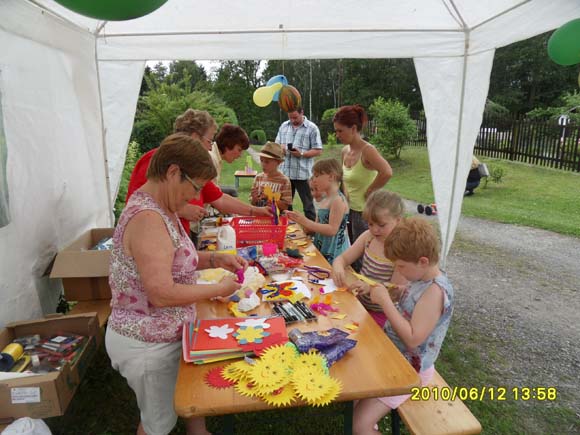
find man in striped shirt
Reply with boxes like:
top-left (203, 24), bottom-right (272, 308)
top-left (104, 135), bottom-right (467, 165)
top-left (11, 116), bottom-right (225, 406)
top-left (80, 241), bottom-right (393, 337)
top-left (275, 107), bottom-right (323, 220)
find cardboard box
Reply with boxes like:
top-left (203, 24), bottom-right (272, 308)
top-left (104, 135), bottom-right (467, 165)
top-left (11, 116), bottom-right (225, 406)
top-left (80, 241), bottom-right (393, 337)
top-left (0, 313), bottom-right (99, 421)
top-left (50, 228), bottom-right (114, 300)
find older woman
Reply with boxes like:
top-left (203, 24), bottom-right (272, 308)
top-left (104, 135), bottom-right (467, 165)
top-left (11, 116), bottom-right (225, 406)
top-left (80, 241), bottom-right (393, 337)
top-left (106, 133), bottom-right (247, 435)
top-left (334, 104), bottom-right (393, 245)
top-left (126, 110), bottom-right (270, 239)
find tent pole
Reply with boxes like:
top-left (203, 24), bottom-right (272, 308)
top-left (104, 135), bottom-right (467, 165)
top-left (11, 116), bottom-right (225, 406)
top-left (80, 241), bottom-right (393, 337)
top-left (94, 38), bottom-right (115, 226)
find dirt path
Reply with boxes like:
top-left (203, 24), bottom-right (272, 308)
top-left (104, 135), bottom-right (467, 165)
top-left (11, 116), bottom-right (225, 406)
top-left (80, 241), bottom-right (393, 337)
top-left (406, 199), bottom-right (580, 417)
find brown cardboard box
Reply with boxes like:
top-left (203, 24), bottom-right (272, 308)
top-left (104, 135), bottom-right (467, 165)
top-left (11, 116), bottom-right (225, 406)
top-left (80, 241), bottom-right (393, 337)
top-left (50, 228), bottom-right (114, 300)
top-left (0, 313), bottom-right (99, 422)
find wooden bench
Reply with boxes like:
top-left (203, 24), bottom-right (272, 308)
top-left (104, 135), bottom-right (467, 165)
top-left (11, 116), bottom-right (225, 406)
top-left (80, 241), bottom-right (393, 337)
top-left (391, 370), bottom-right (482, 435)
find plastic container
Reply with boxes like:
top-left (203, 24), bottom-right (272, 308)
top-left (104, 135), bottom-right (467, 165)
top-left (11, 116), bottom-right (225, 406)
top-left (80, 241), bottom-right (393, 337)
top-left (217, 224), bottom-right (237, 251)
top-left (231, 216), bottom-right (288, 249)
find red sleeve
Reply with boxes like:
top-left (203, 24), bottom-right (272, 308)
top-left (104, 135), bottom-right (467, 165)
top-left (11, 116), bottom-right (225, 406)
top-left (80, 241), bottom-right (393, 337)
top-left (200, 181), bottom-right (223, 204)
top-left (126, 149), bottom-right (157, 203)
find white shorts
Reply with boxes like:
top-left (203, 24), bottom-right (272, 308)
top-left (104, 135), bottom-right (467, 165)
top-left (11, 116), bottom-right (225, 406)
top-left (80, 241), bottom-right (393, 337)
top-left (105, 327), bottom-right (181, 435)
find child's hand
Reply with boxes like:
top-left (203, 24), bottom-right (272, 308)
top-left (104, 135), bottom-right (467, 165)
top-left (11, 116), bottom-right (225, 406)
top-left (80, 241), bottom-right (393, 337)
top-left (331, 266), bottom-right (347, 287)
top-left (348, 280), bottom-right (370, 297)
top-left (285, 210), bottom-right (307, 225)
top-left (369, 284), bottom-right (390, 306)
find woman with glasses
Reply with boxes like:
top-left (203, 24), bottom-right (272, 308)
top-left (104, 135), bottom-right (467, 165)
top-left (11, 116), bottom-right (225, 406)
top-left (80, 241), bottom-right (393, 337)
top-left (107, 133), bottom-right (247, 435)
top-left (126, 109), bottom-right (271, 243)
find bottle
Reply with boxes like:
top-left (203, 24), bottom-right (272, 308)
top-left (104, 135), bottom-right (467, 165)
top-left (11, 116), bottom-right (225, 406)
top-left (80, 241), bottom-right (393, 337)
top-left (217, 224), bottom-right (236, 251)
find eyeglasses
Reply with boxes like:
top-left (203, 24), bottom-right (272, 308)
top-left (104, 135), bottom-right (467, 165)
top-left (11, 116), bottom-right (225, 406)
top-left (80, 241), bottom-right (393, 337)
top-left (182, 172), bottom-right (203, 193)
top-left (201, 135), bottom-right (215, 146)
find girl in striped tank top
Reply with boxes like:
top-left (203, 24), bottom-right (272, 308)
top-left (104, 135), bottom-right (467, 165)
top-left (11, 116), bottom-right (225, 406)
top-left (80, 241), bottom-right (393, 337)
top-left (332, 190), bottom-right (407, 327)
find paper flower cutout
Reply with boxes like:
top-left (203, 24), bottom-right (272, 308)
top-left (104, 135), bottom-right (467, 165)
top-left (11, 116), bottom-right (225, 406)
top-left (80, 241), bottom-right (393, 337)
top-left (234, 379), bottom-right (260, 397)
top-left (260, 384), bottom-right (296, 407)
top-left (293, 373), bottom-right (335, 404)
top-left (294, 351), bottom-right (328, 373)
top-left (259, 343), bottom-right (298, 367)
top-left (236, 318), bottom-right (271, 329)
top-left (312, 377), bottom-right (342, 407)
top-left (204, 324), bottom-right (234, 339)
top-left (233, 326), bottom-right (270, 345)
top-left (249, 358), bottom-right (290, 388)
top-left (204, 366), bottom-right (236, 389)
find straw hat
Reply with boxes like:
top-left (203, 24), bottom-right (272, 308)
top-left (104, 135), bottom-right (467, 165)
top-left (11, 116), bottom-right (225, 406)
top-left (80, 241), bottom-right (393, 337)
top-left (258, 141), bottom-right (284, 161)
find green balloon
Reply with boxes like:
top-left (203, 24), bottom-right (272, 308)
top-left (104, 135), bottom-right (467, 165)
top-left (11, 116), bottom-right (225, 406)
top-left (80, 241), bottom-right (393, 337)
top-left (54, 0), bottom-right (168, 21)
top-left (548, 18), bottom-right (580, 66)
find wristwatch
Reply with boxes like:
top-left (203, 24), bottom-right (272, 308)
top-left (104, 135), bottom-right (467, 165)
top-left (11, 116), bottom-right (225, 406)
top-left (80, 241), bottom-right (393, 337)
top-left (300, 151), bottom-right (304, 157)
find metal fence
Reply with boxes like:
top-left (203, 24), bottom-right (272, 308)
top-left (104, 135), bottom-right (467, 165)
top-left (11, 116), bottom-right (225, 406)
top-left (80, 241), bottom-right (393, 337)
top-left (403, 114), bottom-right (580, 172)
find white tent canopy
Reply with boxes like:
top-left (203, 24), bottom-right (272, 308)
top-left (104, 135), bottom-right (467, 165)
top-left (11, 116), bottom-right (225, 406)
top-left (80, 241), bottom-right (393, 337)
top-left (1, 0), bottom-right (578, 326)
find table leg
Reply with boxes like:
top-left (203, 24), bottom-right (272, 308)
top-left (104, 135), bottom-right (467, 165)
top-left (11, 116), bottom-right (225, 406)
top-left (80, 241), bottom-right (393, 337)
top-left (343, 401), bottom-right (353, 435)
top-left (234, 176), bottom-right (239, 189)
top-left (391, 409), bottom-right (401, 435)
top-left (222, 414), bottom-right (235, 435)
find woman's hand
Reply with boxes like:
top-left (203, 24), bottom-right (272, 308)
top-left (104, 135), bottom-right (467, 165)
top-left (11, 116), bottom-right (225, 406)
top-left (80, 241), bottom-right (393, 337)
top-left (214, 254), bottom-right (248, 273)
top-left (253, 206), bottom-right (273, 217)
top-left (216, 276), bottom-right (242, 298)
top-left (370, 284), bottom-right (390, 306)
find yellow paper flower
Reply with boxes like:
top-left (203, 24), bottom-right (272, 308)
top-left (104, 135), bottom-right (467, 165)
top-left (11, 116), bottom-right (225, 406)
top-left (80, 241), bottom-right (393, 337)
top-left (311, 377), bottom-right (342, 407)
top-left (294, 350), bottom-right (328, 373)
top-left (261, 344), bottom-right (298, 367)
top-left (261, 384), bottom-right (297, 407)
top-left (293, 373), bottom-right (334, 404)
top-left (222, 360), bottom-right (252, 382)
top-left (249, 357), bottom-right (290, 388)
top-left (235, 378), bottom-right (260, 397)
top-left (233, 326), bottom-right (269, 344)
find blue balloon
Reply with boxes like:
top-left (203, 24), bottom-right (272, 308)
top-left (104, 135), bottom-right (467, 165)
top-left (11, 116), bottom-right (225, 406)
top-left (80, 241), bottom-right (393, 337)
top-left (267, 75), bottom-right (288, 101)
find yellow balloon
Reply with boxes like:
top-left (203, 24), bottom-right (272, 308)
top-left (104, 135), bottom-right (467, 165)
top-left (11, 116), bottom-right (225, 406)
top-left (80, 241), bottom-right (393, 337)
top-left (253, 82), bottom-right (283, 107)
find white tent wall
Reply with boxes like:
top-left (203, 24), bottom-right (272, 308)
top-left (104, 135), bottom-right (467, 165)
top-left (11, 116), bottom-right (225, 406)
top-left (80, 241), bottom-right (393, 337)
top-left (98, 61), bottom-right (146, 205)
top-left (415, 50), bottom-right (495, 267)
top-left (0, 1), bottom-right (109, 327)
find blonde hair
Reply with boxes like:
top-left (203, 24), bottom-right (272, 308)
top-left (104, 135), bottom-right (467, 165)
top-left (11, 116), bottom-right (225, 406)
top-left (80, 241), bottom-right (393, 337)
top-left (173, 109), bottom-right (217, 137)
top-left (363, 190), bottom-right (405, 223)
top-left (147, 133), bottom-right (217, 182)
top-left (312, 158), bottom-right (346, 197)
top-left (384, 216), bottom-right (440, 264)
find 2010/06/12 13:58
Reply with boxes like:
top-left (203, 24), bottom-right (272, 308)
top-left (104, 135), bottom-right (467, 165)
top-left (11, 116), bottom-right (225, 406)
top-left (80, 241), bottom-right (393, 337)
top-left (410, 386), bottom-right (558, 401)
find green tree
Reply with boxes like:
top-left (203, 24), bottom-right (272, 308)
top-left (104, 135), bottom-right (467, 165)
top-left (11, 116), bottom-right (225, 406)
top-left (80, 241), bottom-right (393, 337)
top-left (527, 91), bottom-right (580, 123)
top-left (132, 76), bottom-right (237, 153)
top-left (489, 32), bottom-right (579, 113)
top-left (114, 141), bottom-right (141, 221)
top-left (369, 97), bottom-right (416, 159)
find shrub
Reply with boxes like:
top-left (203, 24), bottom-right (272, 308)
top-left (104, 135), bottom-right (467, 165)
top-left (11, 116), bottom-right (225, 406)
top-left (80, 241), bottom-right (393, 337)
top-left (250, 129), bottom-right (267, 144)
top-left (321, 108), bottom-right (339, 121)
top-left (368, 97), bottom-right (416, 159)
top-left (326, 132), bottom-right (337, 146)
top-left (489, 166), bottom-right (506, 184)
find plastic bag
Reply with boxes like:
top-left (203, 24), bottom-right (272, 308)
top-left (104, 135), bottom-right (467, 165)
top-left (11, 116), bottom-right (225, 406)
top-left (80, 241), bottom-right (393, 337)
top-left (2, 417), bottom-right (52, 435)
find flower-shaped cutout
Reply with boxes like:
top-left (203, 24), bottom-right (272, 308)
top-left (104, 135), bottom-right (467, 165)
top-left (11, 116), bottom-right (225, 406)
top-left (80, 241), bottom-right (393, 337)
top-left (234, 379), bottom-right (260, 397)
top-left (260, 384), bottom-right (297, 407)
top-left (236, 318), bottom-right (271, 329)
top-left (204, 366), bottom-right (236, 389)
top-left (233, 326), bottom-right (270, 345)
top-left (249, 357), bottom-right (289, 388)
top-left (294, 350), bottom-right (328, 373)
top-left (204, 324), bottom-right (234, 339)
top-left (294, 374), bottom-right (334, 404)
top-left (313, 377), bottom-right (342, 407)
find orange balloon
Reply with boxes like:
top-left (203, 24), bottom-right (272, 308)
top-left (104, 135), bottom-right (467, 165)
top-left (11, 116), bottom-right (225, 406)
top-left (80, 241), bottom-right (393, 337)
top-left (278, 85), bottom-right (302, 113)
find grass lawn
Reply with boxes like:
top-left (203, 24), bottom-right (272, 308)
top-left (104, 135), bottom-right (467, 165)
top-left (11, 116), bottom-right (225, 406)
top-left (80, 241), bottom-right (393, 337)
top-left (45, 144), bottom-right (579, 434)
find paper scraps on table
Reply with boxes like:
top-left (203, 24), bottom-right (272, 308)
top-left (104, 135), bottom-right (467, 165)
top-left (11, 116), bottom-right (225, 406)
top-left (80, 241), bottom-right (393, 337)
top-left (343, 322), bottom-right (360, 332)
top-left (330, 313), bottom-right (347, 320)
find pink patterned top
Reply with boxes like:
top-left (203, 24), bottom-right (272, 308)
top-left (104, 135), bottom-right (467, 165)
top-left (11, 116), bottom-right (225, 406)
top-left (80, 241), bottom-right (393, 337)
top-left (108, 191), bottom-right (198, 343)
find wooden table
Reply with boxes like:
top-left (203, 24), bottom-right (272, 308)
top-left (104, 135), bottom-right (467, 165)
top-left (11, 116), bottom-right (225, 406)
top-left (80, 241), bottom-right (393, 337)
top-left (174, 226), bottom-right (420, 431)
top-left (233, 170), bottom-right (257, 189)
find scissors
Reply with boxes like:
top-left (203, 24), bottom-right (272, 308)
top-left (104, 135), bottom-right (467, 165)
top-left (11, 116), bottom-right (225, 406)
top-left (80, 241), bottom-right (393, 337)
top-left (303, 265), bottom-right (330, 283)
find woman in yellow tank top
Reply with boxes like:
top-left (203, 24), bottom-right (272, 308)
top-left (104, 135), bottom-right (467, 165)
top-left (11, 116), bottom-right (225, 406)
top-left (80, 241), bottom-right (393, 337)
top-left (334, 105), bottom-right (393, 254)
